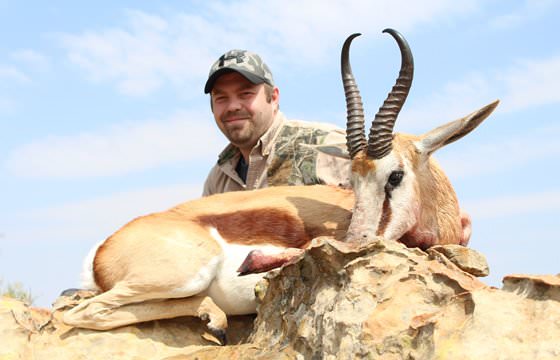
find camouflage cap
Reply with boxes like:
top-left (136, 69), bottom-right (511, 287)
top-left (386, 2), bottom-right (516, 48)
top-left (204, 49), bottom-right (274, 94)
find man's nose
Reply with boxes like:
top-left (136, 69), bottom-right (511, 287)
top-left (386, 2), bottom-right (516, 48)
top-left (226, 98), bottom-right (242, 112)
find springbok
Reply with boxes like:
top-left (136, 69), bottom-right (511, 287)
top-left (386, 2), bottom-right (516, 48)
top-left (63, 29), bottom-right (498, 344)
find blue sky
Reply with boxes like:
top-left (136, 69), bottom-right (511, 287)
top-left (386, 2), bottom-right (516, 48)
top-left (1, 1), bottom-right (559, 307)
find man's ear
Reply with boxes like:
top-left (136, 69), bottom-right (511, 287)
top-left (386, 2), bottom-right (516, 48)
top-left (415, 100), bottom-right (499, 156)
top-left (301, 143), bottom-right (350, 159)
top-left (272, 86), bottom-right (280, 112)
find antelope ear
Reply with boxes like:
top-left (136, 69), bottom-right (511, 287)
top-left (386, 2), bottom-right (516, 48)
top-left (415, 100), bottom-right (499, 156)
top-left (301, 143), bottom-right (351, 159)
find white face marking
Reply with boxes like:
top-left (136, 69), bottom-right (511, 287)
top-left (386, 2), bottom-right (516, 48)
top-left (206, 227), bottom-right (287, 315)
top-left (382, 157), bottom-right (419, 240)
top-left (349, 152), bottom-right (419, 241)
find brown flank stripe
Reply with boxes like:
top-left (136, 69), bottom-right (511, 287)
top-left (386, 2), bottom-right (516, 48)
top-left (196, 208), bottom-right (310, 248)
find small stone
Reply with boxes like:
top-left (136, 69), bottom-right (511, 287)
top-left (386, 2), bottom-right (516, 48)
top-left (428, 245), bottom-right (490, 277)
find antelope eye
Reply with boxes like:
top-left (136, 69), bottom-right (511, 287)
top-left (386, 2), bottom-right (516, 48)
top-left (388, 170), bottom-right (404, 187)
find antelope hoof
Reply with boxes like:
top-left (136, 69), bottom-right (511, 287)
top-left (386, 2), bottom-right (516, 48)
top-left (199, 311), bottom-right (228, 346)
top-left (211, 327), bottom-right (227, 346)
top-left (202, 325), bottom-right (228, 346)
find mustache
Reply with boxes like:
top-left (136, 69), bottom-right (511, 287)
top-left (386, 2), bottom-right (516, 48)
top-left (222, 110), bottom-right (251, 122)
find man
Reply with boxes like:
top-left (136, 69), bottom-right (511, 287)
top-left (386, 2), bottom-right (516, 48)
top-left (203, 49), bottom-right (350, 196)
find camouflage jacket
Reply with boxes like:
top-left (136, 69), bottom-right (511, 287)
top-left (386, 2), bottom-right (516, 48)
top-left (202, 111), bottom-right (350, 196)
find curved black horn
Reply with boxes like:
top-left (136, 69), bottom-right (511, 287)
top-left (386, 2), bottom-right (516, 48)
top-left (367, 28), bottom-right (414, 159)
top-left (341, 33), bottom-right (366, 159)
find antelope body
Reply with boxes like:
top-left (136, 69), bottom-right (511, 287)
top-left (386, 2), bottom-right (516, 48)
top-left (63, 29), bottom-right (499, 344)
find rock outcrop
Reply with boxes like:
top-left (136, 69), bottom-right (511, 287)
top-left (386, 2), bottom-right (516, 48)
top-left (1, 237), bottom-right (559, 359)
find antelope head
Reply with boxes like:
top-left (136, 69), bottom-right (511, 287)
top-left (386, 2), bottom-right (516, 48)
top-left (334, 29), bottom-right (499, 248)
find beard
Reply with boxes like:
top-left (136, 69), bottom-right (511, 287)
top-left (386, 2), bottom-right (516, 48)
top-left (220, 110), bottom-right (256, 146)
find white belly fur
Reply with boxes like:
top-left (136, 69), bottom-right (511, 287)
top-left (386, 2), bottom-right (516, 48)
top-left (207, 227), bottom-right (287, 315)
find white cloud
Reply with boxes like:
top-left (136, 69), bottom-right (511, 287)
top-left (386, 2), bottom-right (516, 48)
top-left (490, 0), bottom-right (557, 29)
top-left (398, 72), bottom-right (496, 133)
top-left (499, 55), bottom-right (560, 112)
top-left (206, 0), bottom-right (476, 62)
top-left (58, 10), bottom-right (220, 96)
top-left (398, 52), bottom-right (560, 133)
top-left (11, 49), bottom-right (50, 72)
top-left (5, 110), bottom-right (223, 178)
top-left (464, 190), bottom-right (560, 220)
top-left (57, 1), bottom-right (480, 97)
top-left (437, 124), bottom-right (560, 179)
top-left (9, 183), bottom-right (203, 244)
top-left (0, 65), bottom-right (31, 83)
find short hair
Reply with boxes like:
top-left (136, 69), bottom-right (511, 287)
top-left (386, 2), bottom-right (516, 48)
top-left (263, 83), bottom-right (274, 102)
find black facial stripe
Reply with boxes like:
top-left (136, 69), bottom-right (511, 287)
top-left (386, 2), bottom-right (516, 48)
top-left (376, 194), bottom-right (392, 236)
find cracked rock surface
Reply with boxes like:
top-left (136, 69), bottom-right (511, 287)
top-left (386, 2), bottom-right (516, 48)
top-left (1, 238), bottom-right (559, 359)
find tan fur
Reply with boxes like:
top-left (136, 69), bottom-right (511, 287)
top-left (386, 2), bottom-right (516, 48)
top-left (391, 134), bottom-right (462, 246)
top-left (352, 152), bottom-right (376, 176)
top-left (91, 185), bottom-right (353, 291)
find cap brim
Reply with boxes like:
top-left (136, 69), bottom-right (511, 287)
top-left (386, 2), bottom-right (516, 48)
top-left (204, 67), bottom-right (269, 94)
